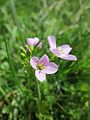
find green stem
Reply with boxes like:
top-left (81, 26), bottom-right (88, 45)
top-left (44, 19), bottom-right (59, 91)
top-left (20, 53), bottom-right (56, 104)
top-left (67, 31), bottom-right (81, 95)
top-left (0, 87), bottom-right (6, 96)
top-left (2, 28), bottom-right (23, 94)
top-left (36, 80), bottom-right (41, 102)
top-left (9, 0), bottom-right (24, 44)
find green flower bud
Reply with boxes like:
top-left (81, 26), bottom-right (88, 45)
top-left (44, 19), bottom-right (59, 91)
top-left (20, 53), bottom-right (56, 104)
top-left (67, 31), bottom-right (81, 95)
top-left (19, 46), bottom-right (26, 53)
top-left (20, 53), bottom-right (26, 58)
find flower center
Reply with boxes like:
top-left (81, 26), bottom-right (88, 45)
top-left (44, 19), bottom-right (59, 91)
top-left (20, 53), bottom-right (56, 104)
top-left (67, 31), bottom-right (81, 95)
top-left (37, 63), bottom-right (46, 70)
top-left (58, 48), bottom-right (64, 54)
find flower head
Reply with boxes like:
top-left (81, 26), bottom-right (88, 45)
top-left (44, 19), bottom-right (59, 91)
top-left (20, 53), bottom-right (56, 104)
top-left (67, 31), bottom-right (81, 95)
top-left (48, 35), bottom-right (77, 61)
top-left (27, 37), bottom-right (39, 46)
top-left (30, 54), bottom-right (58, 82)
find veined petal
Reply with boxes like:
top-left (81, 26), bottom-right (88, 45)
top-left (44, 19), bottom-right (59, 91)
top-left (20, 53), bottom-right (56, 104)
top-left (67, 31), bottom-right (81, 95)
top-left (30, 57), bottom-right (39, 69)
top-left (58, 44), bottom-right (72, 54)
top-left (38, 54), bottom-right (49, 65)
top-left (48, 35), bottom-right (56, 49)
top-left (27, 37), bottom-right (39, 46)
top-left (44, 62), bottom-right (58, 74)
top-left (60, 54), bottom-right (77, 61)
top-left (50, 48), bottom-right (61, 57)
top-left (35, 70), bottom-right (46, 82)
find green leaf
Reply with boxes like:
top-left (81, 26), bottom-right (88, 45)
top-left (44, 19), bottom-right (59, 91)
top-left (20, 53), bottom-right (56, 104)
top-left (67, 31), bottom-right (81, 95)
top-left (2, 105), bottom-right (12, 114)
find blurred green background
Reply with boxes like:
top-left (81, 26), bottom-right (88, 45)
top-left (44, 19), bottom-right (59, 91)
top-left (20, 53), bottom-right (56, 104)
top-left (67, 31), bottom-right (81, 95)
top-left (0, 0), bottom-right (90, 120)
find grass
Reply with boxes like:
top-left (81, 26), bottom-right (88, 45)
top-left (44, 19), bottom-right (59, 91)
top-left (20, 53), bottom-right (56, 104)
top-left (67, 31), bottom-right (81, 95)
top-left (0, 0), bottom-right (90, 119)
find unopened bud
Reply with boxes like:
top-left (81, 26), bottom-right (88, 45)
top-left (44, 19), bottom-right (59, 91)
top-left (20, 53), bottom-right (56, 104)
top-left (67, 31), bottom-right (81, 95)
top-left (20, 53), bottom-right (26, 58)
top-left (37, 42), bottom-right (42, 49)
top-left (19, 46), bottom-right (26, 53)
top-left (26, 48), bottom-right (30, 54)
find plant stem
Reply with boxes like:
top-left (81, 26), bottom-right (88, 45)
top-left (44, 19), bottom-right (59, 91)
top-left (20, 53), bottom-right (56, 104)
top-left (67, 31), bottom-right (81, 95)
top-left (9, 0), bottom-right (24, 44)
top-left (36, 80), bottom-right (41, 102)
top-left (2, 28), bottom-right (23, 94)
top-left (0, 87), bottom-right (6, 96)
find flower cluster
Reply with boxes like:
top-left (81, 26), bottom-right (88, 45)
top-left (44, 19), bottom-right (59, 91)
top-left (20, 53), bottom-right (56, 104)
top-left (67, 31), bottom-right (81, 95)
top-left (20, 35), bottom-right (77, 82)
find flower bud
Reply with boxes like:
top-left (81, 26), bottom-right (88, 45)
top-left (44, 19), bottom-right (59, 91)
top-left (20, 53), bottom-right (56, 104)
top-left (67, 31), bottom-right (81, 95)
top-left (26, 48), bottom-right (30, 53)
top-left (20, 53), bottom-right (26, 58)
top-left (27, 37), bottom-right (39, 46)
top-left (37, 42), bottom-right (42, 49)
top-left (19, 46), bottom-right (26, 53)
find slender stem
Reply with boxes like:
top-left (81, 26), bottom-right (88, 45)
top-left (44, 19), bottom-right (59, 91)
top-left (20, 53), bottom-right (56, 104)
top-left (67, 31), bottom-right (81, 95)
top-left (9, 0), bottom-right (24, 44)
top-left (2, 28), bottom-right (23, 94)
top-left (36, 80), bottom-right (41, 102)
top-left (0, 87), bottom-right (6, 96)
top-left (57, 103), bottom-right (66, 114)
top-left (9, 0), bottom-right (18, 26)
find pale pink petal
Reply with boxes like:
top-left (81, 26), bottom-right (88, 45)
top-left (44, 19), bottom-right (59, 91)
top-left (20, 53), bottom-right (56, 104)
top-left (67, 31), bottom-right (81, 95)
top-left (27, 38), bottom-right (33, 46)
top-left (44, 62), bottom-right (58, 74)
top-left (60, 54), bottom-right (77, 61)
top-left (37, 42), bottom-right (42, 49)
top-left (48, 35), bottom-right (56, 49)
top-left (35, 70), bottom-right (46, 82)
top-left (50, 48), bottom-right (61, 57)
top-left (34, 37), bottom-right (40, 45)
top-left (58, 44), bottom-right (72, 54)
top-left (38, 54), bottom-right (49, 65)
top-left (30, 57), bottom-right (39, 69)
top-left (27, 37), bottom-right (39, 46)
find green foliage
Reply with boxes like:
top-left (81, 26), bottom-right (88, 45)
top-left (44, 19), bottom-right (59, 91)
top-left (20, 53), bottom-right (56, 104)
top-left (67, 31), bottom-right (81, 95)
top-left (0, 0), bottom-right (90, 119)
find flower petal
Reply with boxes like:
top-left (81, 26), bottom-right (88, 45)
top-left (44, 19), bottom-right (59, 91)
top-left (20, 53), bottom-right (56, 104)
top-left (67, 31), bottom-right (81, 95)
top-left (38, 54), bottom-right (49, 65)
top-left (34, 37), bottom-right (40, 45)
top-left (50, 48), bottom-right (61, 57)
top-left (58, 44), bottom-right (72, 54)
top-left (48, 35), bottom-right (56, 49)
top-left (27, 37), bottom-right (39, 46)
top-left (30, 57), bottom-right (39, 69)
top-left (35, 70), bottom-right (46, 82)
top-left (44, 62), bottom-right (58, 74)
top-left (60, 54), bottom-right (77, 61)
top-left (37, 42), bottom-right (42, 49)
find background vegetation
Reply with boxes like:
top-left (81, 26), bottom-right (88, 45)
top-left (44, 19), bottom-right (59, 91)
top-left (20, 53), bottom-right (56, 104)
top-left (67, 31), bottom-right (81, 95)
top-left (0, 0), bottom-right (90, 119)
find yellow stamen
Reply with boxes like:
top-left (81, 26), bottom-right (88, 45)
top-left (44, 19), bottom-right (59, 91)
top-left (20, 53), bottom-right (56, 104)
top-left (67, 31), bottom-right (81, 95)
top-left (37, 64), bottom-right (46, 70)
top-left (58, 48), bottom-right (64, 54)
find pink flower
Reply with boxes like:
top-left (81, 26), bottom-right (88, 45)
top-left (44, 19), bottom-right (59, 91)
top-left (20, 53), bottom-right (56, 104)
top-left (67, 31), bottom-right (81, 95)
top-left (48, 35), bottom-right (77, 61)
top-left (30, 54), bottom-right (58, 82)
top-left (37, 42), bottom-right (42, 49)
top-left (27, 37), bottom-right (39, 46)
